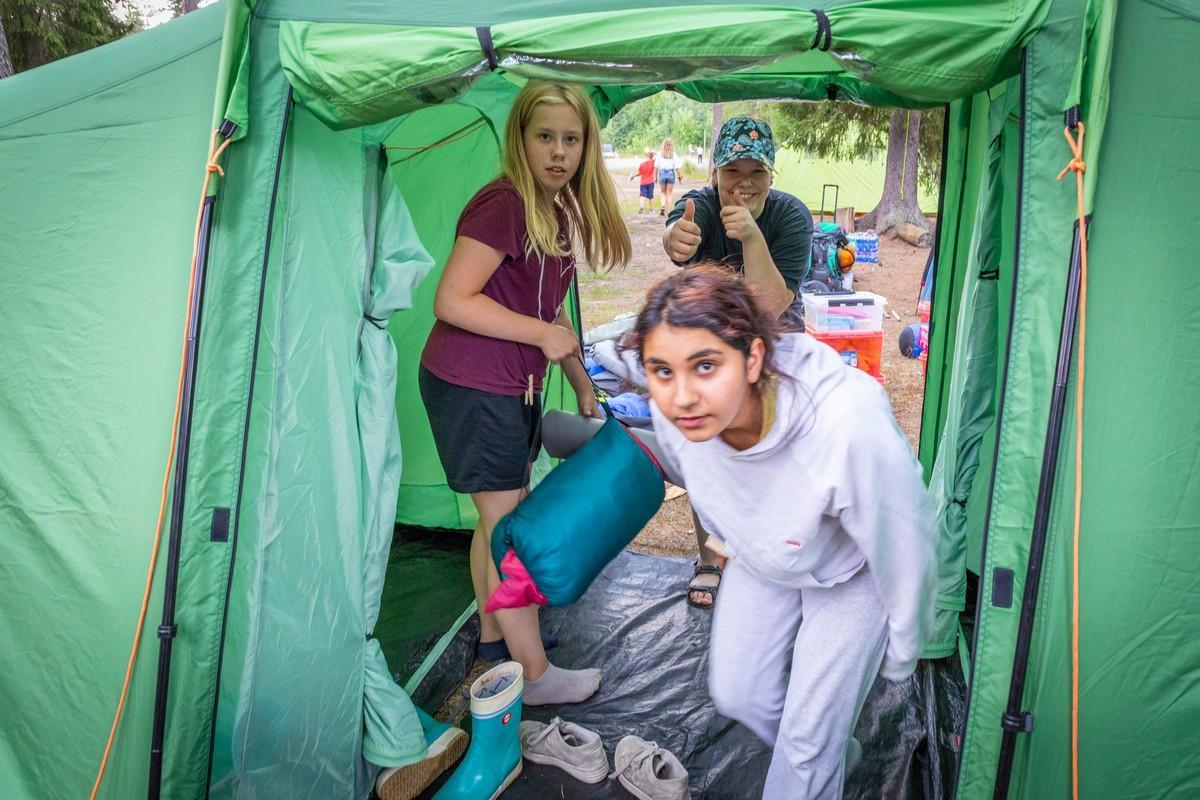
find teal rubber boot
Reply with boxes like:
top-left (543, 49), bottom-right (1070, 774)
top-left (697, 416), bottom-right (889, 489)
top-left (432, 661), bottom-right (524, 800)
top-left (374, 708), bottom-right (468, 800)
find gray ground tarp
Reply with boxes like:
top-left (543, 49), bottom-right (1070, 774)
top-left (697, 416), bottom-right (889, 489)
top-left (406, 549), bottom-right (966, 799)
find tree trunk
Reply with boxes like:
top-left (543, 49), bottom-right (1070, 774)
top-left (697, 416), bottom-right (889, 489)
top-left (858, 109), bottom-right (927, 236)
top-left (0, 18), bottom-right (13, 79)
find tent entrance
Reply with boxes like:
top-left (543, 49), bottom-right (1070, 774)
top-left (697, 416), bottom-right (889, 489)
top-left (350, 61), bottom-right (985, 800)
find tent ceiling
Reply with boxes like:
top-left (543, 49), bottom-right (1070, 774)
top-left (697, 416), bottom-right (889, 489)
top-left (268, 1), bottom-right (1050, 130)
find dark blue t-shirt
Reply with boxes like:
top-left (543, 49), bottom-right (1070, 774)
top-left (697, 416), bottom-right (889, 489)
top-left (666, 185), bottom-right (813, 292)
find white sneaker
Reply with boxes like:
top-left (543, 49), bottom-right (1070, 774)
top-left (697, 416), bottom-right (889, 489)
top-left (519, 716), bottom-right (609, 784)
top-left (610, 735), bottom-right (688, 800)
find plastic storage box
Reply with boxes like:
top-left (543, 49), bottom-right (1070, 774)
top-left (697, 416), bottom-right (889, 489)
top-left (802, 291), bottom-right (887, 333)
top-left (809, 329), bottom-right (885, 382)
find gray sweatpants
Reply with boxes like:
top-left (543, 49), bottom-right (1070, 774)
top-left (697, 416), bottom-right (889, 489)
top-left (708, 559), bottom-right (888, 799)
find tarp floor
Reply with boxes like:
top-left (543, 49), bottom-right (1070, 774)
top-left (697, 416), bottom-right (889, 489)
top-left (407, 550), bottom-right (966, 799)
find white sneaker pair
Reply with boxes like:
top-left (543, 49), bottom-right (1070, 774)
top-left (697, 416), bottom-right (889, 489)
top-left (519, 718), bottom-right (688, 800)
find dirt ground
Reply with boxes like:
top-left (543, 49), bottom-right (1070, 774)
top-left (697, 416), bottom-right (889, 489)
top-left (583, 166), bottom-right (932, 559)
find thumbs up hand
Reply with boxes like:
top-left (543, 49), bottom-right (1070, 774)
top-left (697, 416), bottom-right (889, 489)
top-left (666, 198), bottom-right (702, 263)
top-left (719, 191), bottom-right (762, 244)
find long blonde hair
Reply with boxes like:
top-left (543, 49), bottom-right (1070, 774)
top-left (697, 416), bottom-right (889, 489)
top-left (502, 81), bottom-right (631, 270)
top-left (660, 137), bottom-right (675, 157)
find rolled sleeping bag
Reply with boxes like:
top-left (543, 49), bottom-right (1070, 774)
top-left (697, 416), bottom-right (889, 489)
top-left (486, 416), bottom-right (666, 612)
top-left (541, 409), bottom-right (684, 488)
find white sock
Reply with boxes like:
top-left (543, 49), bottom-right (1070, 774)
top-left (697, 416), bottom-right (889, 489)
top-left (523, 662), bottom-right (602, 706)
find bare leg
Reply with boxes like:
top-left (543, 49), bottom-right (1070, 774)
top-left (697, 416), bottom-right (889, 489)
top-left (471, 488), bottom-right (549, 680)
top-left (689, 509), bottom-right (726, 608)
top-left (470, 521), bottom-right (503, 642)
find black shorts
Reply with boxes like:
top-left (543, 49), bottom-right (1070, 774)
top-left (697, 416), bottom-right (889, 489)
top-left (418, 366), bottom-right (542, 494)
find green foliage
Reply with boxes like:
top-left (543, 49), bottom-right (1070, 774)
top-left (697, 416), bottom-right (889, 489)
top-left (0, 0), bottom-right (139, 73)
top-left (605, 93), bottom-right (944, 192)
top-left (768, 101), bottom-right (945, 192)
top-left (603, 91), bottom-right (711, 155)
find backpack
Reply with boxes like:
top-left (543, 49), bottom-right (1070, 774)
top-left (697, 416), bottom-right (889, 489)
top-left (805, 222), bottom-right (854, 293)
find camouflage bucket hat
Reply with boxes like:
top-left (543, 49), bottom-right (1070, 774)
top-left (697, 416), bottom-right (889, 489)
top-left (713, 116), bottom-right (777, 169)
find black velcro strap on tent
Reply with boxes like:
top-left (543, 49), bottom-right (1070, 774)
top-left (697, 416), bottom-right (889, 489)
top-left (1065, 104), bottom-right (1081, 130)
top-left (476, 26), bottom-right (499, 71)
top-left (826, 83), bottom-right (839, 101)
top-left (810, 9), bottom-right (832, 52)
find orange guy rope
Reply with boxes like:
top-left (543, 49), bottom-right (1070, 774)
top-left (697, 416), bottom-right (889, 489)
top-left (89, 131), bottom-right (232, 800)
top-left (1057, 121), bottom-right (1087, 800)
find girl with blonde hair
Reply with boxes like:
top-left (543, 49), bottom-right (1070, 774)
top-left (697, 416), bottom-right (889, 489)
top-left (654, 136), bottom-right (684, 215)
top-left (419, 80), bottom-right (630, 706)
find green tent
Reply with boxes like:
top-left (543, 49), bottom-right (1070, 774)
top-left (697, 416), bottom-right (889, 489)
top-left (1, 0), bottom-right (1197, 798)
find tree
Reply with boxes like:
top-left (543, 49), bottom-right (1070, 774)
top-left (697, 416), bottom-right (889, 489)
top-left (0, 16), bottom-right (14, 79)
top-left (770, 101), bottom-right (943, 235)
top-left (604, 91), bottom-right (711, 155)
top-left (0, 0), bottom-right (138, 74)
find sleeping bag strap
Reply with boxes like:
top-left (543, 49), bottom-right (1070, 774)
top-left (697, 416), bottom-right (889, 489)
top-left (810, 9), bottom-right (832, 52)
top-left (476, 27), bottom-right (499, 71)
top-left (568, 270), bottom-right (616, 420)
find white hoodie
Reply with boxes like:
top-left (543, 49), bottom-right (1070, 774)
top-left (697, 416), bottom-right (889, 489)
top-left (651, 332), bottom-right (937, 681)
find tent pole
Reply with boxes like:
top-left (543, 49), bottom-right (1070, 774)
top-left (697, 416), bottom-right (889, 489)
top-left (992, 218), bottom-right (1085, 798)
top-left (146, 191), bottom-right (220, 798)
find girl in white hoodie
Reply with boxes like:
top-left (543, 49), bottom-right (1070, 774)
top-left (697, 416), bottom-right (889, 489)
top-left (631, 266), bottom-right (937, 800)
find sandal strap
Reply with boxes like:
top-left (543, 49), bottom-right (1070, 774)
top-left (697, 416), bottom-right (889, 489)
top-left (691, 565), bottom-right (723, 578)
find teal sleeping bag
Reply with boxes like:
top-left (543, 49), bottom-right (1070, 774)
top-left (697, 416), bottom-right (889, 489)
top-left (488, 416), bottom-right (666, 610)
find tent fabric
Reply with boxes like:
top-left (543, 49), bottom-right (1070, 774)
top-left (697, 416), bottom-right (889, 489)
top-left (925, 83), bottom-right (1016, 659)
top-left (954, 12), bottom-right (1086, 794)
top-left (987, 2), bottom-right (1200, 795)
top-left (359, 165), bottom-right (437, 767)
top-left (275, 0), bottom-right (1050, 130)
top-left (4, 0), bottom-right (1200, 799)
top-left (0, 6), bottom-right (225, 796)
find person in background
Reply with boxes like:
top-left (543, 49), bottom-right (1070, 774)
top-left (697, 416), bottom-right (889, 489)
top-left (661, 116), bottom-right (814, 608)
top-left (654, 137), bottom-right (684, 216)
top-left (419, 80), bottom-right (631, 706)
top-left (632, 266), bottom-right (936, 799)
top-left (627, 146), bottom-right (658, 214)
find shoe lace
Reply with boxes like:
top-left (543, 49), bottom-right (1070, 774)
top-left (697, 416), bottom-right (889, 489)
top-left (525, 716), bottom-right (566, 749)
top-left (608, 741), bottom-right (664, 781)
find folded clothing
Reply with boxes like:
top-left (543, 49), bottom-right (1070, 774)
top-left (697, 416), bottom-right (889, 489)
top-left (608, 391), bottom-right (650, 418)
top-left (592, 339), bottom-right (647, 390)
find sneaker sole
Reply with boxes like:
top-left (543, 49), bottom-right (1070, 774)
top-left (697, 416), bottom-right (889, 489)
top-left (618, 774), bottom-right (657, 800)
top-left (521, 750), bottom-right (609, 784)
top-left (488, 761), bottom-right (523, 800)
top-left (376, 729), bottom-right (469, 800)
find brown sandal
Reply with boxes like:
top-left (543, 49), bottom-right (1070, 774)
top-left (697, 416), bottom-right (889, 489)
top-left (686, 562), bottom-right (723, 609)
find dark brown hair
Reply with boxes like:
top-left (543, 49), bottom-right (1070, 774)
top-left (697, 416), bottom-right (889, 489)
top-left (629, 264), bottom-right (781, 390)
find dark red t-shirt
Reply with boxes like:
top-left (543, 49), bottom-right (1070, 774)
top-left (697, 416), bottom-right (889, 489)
top-left (421, 178), bottom-right (576, 396)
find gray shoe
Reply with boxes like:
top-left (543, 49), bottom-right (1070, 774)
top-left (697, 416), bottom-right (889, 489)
top-left (519, 716), bottom-right (609, 784)
top-left (610, 735), bottom-right (688, 800)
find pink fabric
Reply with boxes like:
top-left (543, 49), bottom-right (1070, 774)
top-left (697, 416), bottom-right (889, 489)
top-left (485, 549), bottom-right (550, 612)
